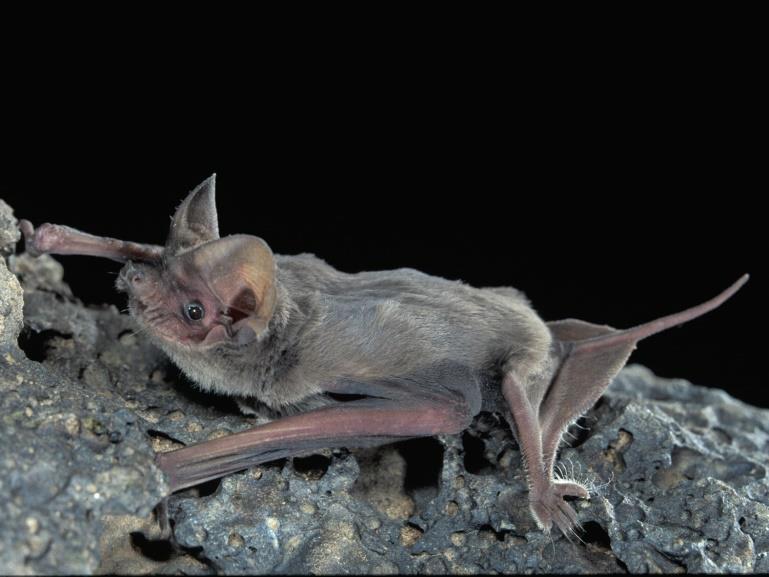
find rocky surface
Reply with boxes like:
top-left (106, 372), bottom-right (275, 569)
top-left (1, 199), bottom-right (767, 574)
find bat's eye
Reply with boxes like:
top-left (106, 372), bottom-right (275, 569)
top-left (184, 302), bottom-right (205, 321)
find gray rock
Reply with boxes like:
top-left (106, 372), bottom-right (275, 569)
top-left (0, 202), bottom-right (23, 346)
top-left (162, 365), bottom-right (769, 574)
top-left (9, 252), bottom-right (73, 298)
top-left (0, 200), bottom-right (766, 573)
top-left (0, 256), bottom-right (23, 346)
top-left (0, 199), bottom-right (21, 255)
top-left (0, 259), bottom-right (169, 573)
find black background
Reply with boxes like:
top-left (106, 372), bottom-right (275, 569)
top-left (1, 36), bottom-right (764, 407)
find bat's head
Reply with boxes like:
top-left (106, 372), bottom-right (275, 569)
top-left (116, 175), bottom-right (276, 350)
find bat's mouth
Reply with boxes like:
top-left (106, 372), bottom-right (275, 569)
top-left (200, 319), bottom-right (256, 347)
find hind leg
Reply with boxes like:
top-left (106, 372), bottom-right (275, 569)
top-left (498, 315), bottom-right (585, 534)
top-left (502, 372), bottom-right (586, 536)
top-left (502, 278), bottom-right (749, 535)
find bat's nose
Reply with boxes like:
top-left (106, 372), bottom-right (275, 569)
top-left (117, 262), bottom-right (150, 295)
top-left (120, 262), bottom-right (139, 283)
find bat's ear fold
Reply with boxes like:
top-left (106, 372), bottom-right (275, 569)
top-left (167, 174), bottom-right (220, 255)
top-left (187, 234), bottom-right (277, 345)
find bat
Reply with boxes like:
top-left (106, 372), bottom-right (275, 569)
top-left (19, 175), bottom-right (748, 536)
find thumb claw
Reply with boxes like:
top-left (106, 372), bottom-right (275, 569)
top-left (19, 219), bottom-right (41, 256)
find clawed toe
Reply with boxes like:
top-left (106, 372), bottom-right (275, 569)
top-left (529, 485), bottom-right (586, 537)
top-left (553, 480), bottom-right (590, 500)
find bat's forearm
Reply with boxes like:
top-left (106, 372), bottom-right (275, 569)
top-left (20, 220), bottom-right (163, 263)
top-left (156, 399), bottom-right (470, 492)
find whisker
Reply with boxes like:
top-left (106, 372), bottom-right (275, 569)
top-left (128, 327), bottom-right (150, 338)
top-left (569, 524), bottom-right (585, 546)
top-left (127, 322), bottom-right (157, 339)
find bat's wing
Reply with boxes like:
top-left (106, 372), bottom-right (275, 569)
top-left (156, 360), bottom-right (482, 492)
top-left (19, 220), bottom-right (163, 263)
top-left (502, 274), bottom-right (748, 536)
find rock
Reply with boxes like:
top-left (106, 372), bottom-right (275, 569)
top-left (0, 202), bottom-right (167, 574)
top-left (585, 366), bottom-right (769, 573)
top-left (0, 252), bottom-right (23, 346)
top-left (0, 199), bottom-right (21, 254)
top-left (0, 201), bottom-right (23, 346)
top-left (9, 252), bottom-right (73, 298)
top-left (0, 199), bottom-right (767, 573)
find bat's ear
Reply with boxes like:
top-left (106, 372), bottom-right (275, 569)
top-left (186, 234), bottom-right (277, 345)
top-left (166, 174), bottom-right (220, 255)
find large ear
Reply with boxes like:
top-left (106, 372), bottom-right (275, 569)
top-left (185, 234), bottom-right (277, 344)
top-left (166, 174), bottom-right (220, 255)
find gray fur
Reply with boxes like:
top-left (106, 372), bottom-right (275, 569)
top-left (148, 251), bottom-right (552, 412)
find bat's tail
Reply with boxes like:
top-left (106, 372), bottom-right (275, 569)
top-left (523, 274), bottom-right (748, 537)
top-left (574, 274), bottom-right (749, 354)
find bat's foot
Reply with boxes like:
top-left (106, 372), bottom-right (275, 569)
top-left (529, 480), bottom-right (588, 537)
